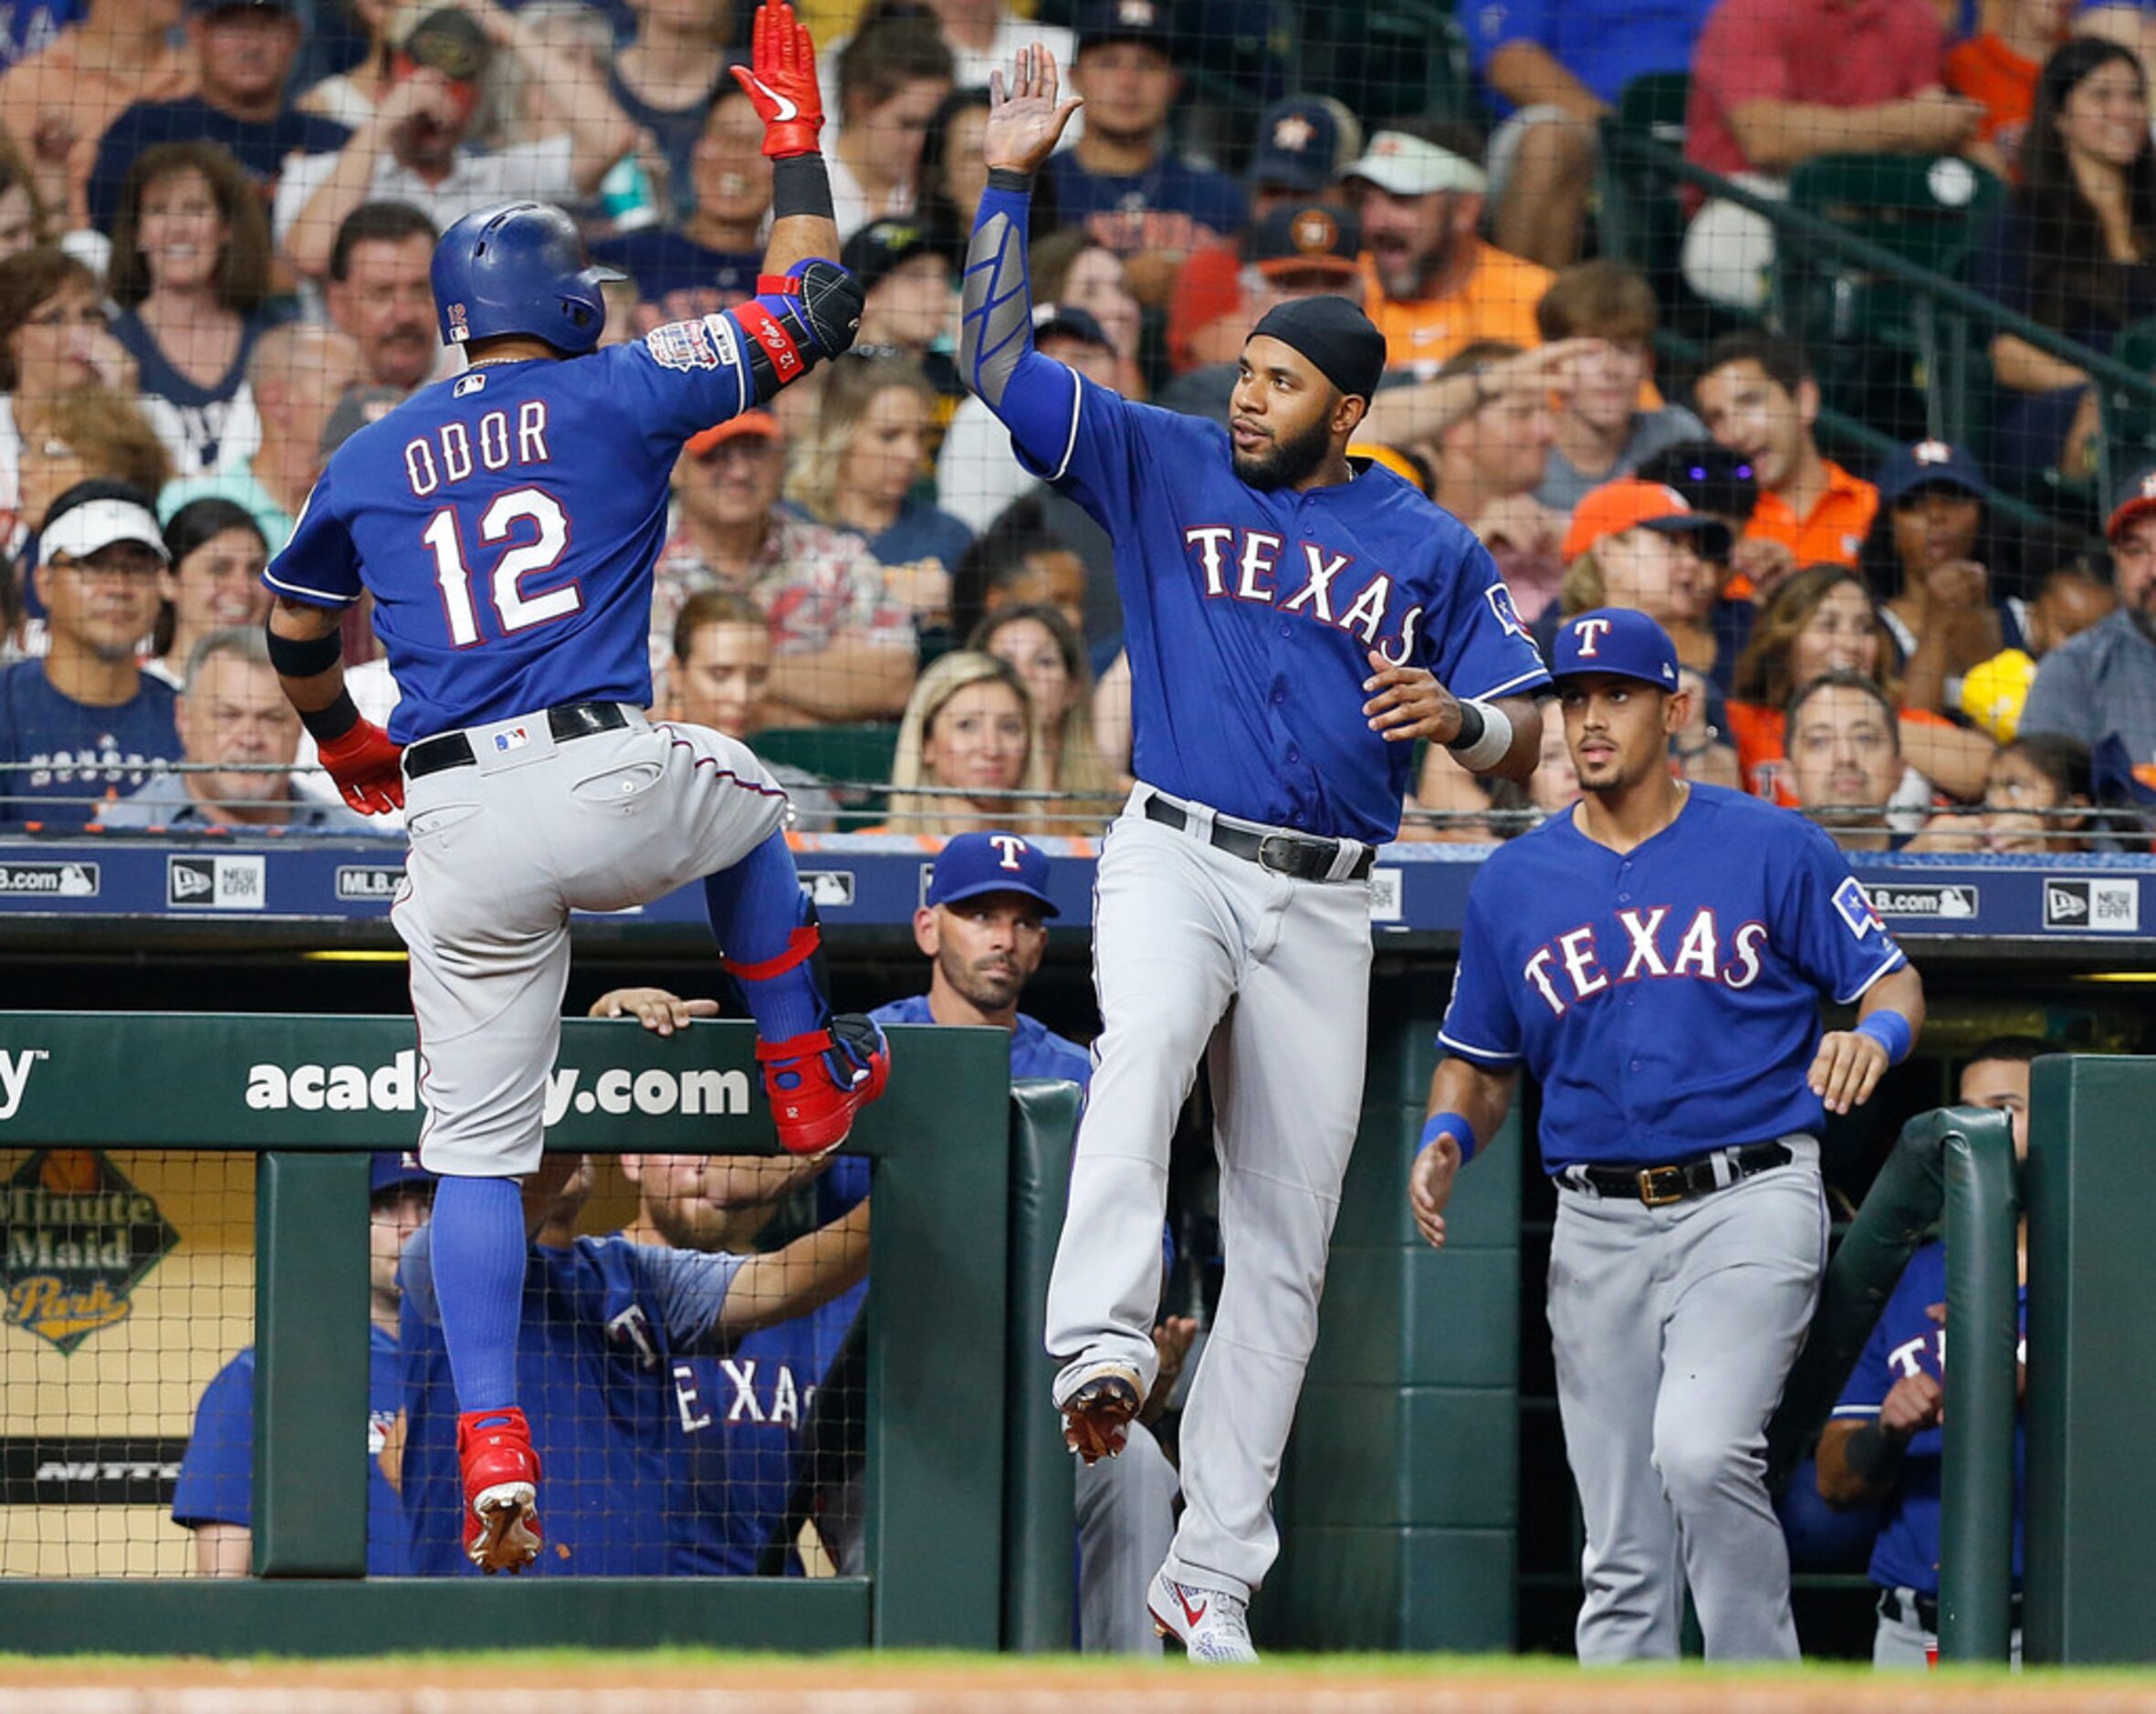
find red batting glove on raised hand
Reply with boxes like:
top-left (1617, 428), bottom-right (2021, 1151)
top-left (731, 1), bottom-right (823, 159)
top-left (319, 718), bottom-right (405, 816)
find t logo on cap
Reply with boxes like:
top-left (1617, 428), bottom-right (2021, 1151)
top-left (989, 833), bottom-right (1030, 871)
top-left (1572, 617), bottom-right (1612, 658)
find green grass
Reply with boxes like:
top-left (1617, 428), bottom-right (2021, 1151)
top-left (2, 1648), bottom-right (2153, 1684)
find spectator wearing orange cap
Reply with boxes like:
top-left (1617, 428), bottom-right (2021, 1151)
top-left (651, 410), bottom-right (916, 726)
top-left (1555, 476), bottom-right (1731, 682)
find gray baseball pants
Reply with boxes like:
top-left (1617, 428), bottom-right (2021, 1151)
top-left (1548, 1139), bottom-right (1826, 1662)
top-left (1075, 1418), bottom-right (1177, 1654)
top-left (1045, 791), bottom-right (1374, 1602)
top-left (1873, 1592), bottom-right (2023, 1668)
top-left (393, 707), bottom-right (787, 1177)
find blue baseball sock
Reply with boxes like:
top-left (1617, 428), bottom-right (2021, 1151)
top-left (704, 831), bottom-right (826, 1043)
top-left (426, 1174), bottom-right (525, 1415)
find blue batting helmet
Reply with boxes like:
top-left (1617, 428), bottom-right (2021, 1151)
top-left (431, 202), bottom-right (623, 357)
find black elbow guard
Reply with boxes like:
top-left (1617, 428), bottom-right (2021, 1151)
top-left (737, 261), bottom-right (864, 399)
top-left (795, 259), bottom-right (865, 361)
top-left (265, 615), bottom-right (344, 678)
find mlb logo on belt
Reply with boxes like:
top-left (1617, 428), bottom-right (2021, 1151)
top-left (495, 726), bottom-right (530, 753)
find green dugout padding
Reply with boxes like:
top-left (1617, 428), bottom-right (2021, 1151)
top-left (0, 1011), bottom-right (1055, 1657)
top-left (2025, 1055), bottom-right (2156, 1665)
top-left (1269, 982), bottom-right (1523, 1653)
top-left (1765, 1106), bottom-right (2021, 1664)
top-left (1003, 1079), bottom-right (1083, 1653)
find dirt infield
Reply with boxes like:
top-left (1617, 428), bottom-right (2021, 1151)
top-left (4, 1657), bottom-right (2156, 1713)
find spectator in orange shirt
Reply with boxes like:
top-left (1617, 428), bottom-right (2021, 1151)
top-left (1694, 332), bottom-right (1879, 598)
top-left (1726, 564), bottom-right (1994, 803)
top-left (1342, 127), bottom-right (1553, 371)
top-left (1948, 0), bottom-right (2074, 176)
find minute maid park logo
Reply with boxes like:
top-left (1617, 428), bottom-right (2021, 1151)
top-left (0, 1150), bottom-right (178, 1353)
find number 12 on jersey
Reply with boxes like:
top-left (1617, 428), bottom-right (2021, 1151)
top-left (422, 486), bottom-right (581, 648)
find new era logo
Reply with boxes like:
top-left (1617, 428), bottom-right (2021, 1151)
top-left (167, 855), bottom-right (266, 911)
top-left (2044, 877), bottom-right (2140, 932)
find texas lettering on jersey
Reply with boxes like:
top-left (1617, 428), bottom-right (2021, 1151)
top-left (1522, 905), bottom-right (1772, 1016)
top-left (1180, 525), bottom-right (1426, 663)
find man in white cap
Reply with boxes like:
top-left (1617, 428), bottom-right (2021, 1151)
top-left (1341, 126), bottom-right (1553, 371)
top-left (0, 479), bottom-right (182, 827)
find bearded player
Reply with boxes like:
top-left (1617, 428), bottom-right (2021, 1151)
top-left (963, 46), bottom-right (1549, 1660)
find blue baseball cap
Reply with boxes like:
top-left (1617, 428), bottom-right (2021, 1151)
top-left (1547, 607), bottom-right (1682, 692)
top-left (372, 1150), bottom-right (434, 1198)
top-left (926, 831), bottom-right (1059, 916)
top-left (1877, 438), bottom-right (1985, 507)
top-left (1247, 96), bottom-right (1358, 192)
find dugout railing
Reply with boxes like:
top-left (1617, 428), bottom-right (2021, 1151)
top-left (0, 1012), bottom-right (1079, 1657)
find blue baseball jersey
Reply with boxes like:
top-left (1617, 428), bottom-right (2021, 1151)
top-left (1439, 785), bottom-right (1909, 1168)
top-left (400, 1222), bottom-right (849, 1575)
top-left (1831, 1240), bottom-right (2026, 1594)
top-left (968, 185), bottom-right (1550, 845)
top-left (671, 1281), bottom-right (863, 1574)
top-left (265, 314), bottom-right (767, 745)
top-left (170, 1329), bottom-right (411, 1576)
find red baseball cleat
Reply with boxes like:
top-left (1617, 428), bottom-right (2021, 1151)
top-left (457, 1406), bottom-right (542, 1574)
top-left (755, 1013), bottom-right (890, 1157)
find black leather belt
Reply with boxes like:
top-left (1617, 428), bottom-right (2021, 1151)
top-left (1142, 792), bottom-right (1373, 883)
top-left (1565, 1141), bottom-right (1794, 1207)
top-left (1880, 1588), bottom-right (2022, 1633)
top-left (403, 701), bottom-right (631, 781)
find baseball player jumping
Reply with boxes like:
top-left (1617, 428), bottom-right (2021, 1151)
top-left (966, 47), bottom-right (1549, 1661)
top-left (1412, 608), bottom-right (1927, 1661)
top-left (260, 5), bottom-right (884, 1575)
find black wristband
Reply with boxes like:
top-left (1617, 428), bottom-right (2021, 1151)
top-left (987, 167), bottom-right (1034, 193)
top-left (265, 618), bottom-right (343, 679)
top-left (1443, 699), bottom-right (1488, 754)
top-left (1843, 1420), bottom-right (1908, 1488)
top-left (771, 153), bottom-right (835, 223)
top-left (299, 689), bottom-right (361, 746)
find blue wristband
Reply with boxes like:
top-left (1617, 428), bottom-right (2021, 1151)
top-left (1854, 1009), bottom-right (1914, 1066)
top-left (1421, 1110), bottom-right (1476, 1166)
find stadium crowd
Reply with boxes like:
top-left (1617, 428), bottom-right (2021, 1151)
top-left (0, 0), bottom-right (2122, 1669)
top-left (0, 0), bottom-right (2144, 847)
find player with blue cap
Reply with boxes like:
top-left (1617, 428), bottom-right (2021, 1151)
top-left (1413, 605), bottom-right (1929, 1664)
top-left (868, 830), bottom-right (1085, 1088)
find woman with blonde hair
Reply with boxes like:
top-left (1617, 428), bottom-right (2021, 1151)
top-left (786, 348), bottom-right (972, 626)
top-left (969, 601), bottom-right (1117, 831)
top-left (882, 649), bottom-right (1047, 836)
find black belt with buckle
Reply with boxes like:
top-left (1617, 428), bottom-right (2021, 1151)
top-left (1880, 1588), bottom-right (2023, 1633)
top-left (1569, 1140), bottom-right (1794, 1207)
top-left (403, 701), bottom-right (631, 781)
top-left (1142, 793), bottom-right (1374, 883)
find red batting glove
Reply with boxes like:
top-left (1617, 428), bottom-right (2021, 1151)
top-left (318, 718), bottom-right (405, 816)
top-left (730, 1), bottom-right (823, 159)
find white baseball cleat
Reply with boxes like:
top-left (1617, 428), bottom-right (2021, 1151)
top-left (1147, 1567), bottom-right (1259, 1664)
